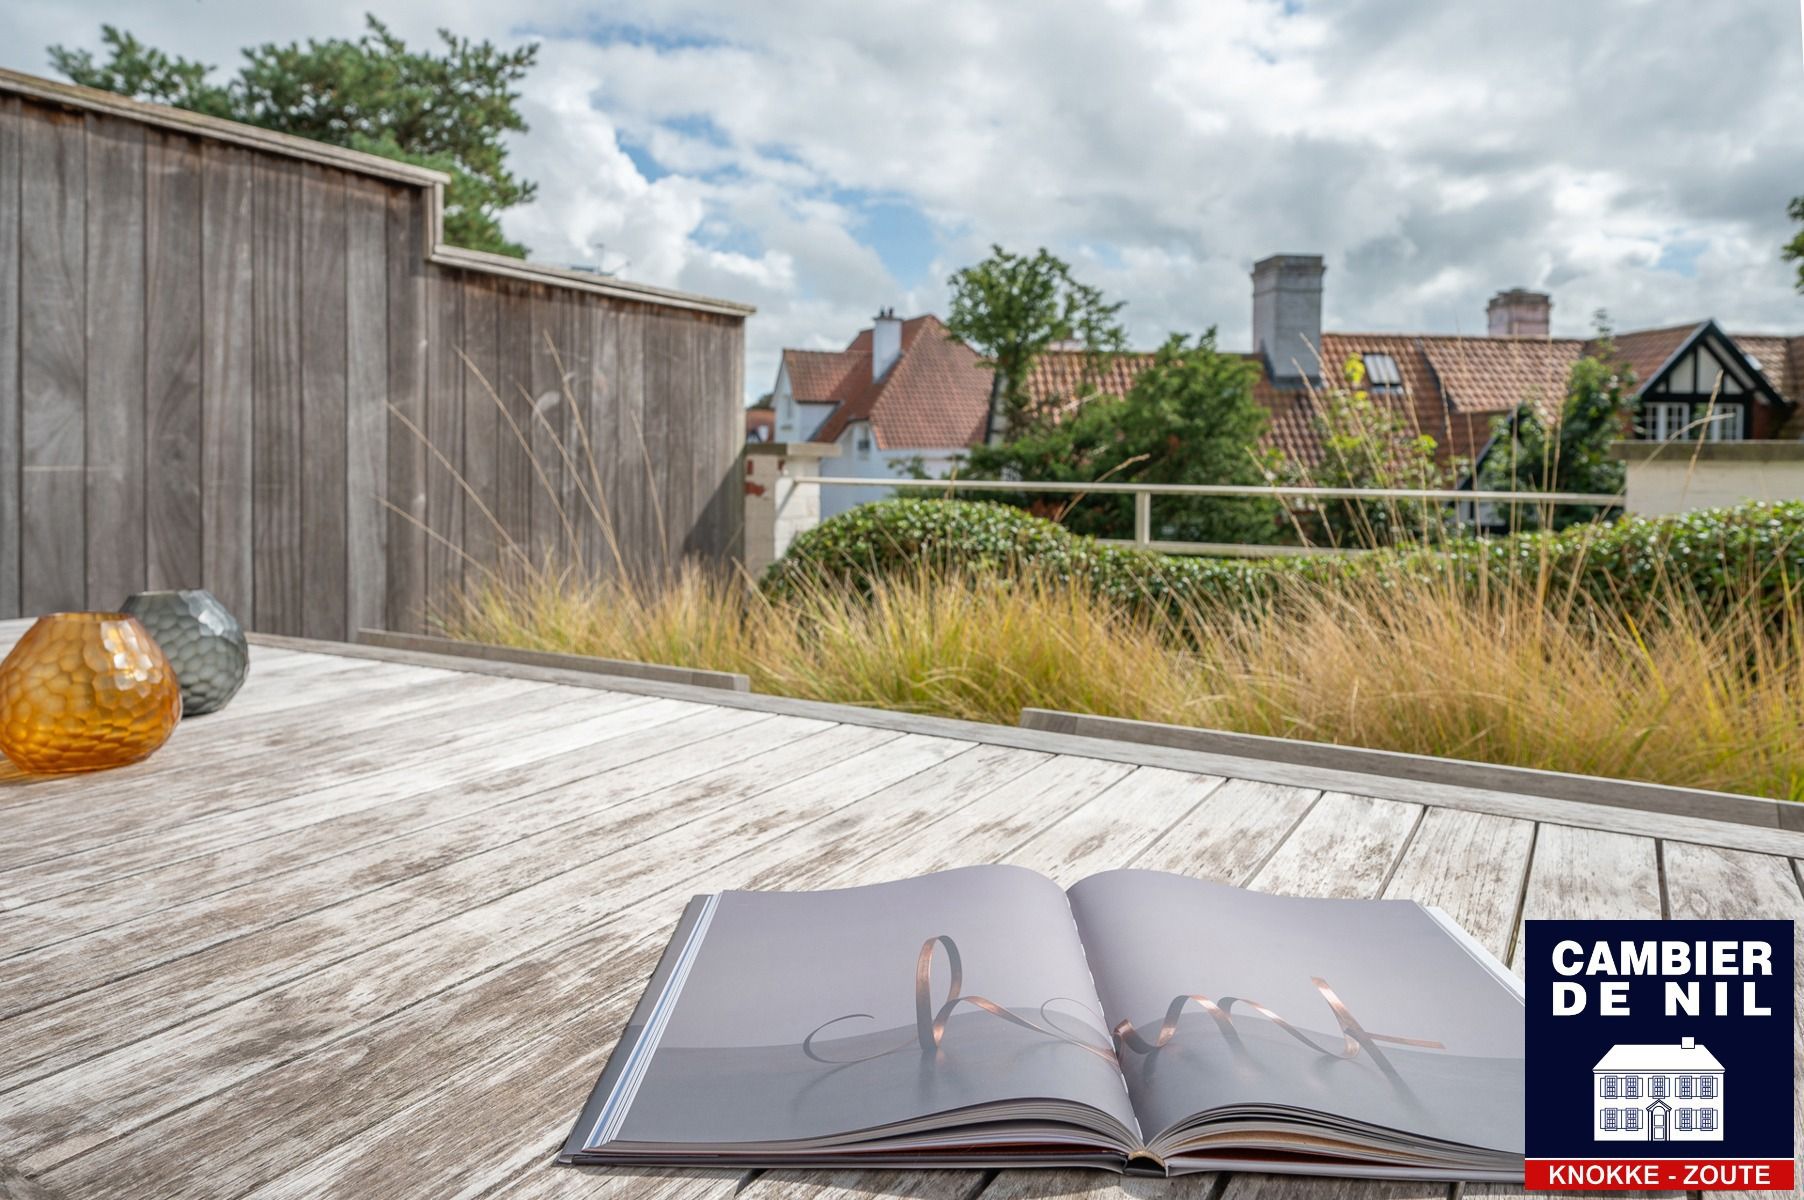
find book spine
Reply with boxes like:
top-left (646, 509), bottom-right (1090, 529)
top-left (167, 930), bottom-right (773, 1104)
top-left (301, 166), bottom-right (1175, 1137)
top-left (558, 894), bottom-right (715, 1163)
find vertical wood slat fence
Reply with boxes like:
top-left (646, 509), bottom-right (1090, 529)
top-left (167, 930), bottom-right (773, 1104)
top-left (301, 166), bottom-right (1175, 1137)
top-left (0, 70), bottom-right (751, 638)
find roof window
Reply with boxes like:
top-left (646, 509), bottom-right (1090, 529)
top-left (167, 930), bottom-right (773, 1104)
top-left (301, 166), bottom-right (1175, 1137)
top-left (1362, 352), bottom-right (1403, 390)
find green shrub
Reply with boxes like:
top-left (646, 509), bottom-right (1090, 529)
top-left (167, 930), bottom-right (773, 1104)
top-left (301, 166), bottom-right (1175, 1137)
top-left (765, 497), bottom-right (1804, 619)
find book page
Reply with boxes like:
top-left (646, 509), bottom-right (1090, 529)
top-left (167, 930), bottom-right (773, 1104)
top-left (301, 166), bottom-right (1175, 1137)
top-left (1067, 869), bottom-right (1523, 1155)
top-left (608, 864), bottom-right (1139, 1149)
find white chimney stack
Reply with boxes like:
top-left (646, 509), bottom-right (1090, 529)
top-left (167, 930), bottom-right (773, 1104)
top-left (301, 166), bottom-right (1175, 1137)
top-left (1681, 1036), bottom-right (1696, 1049)
top-left (1487, 289), bottom-right (1552, 337)
top-left (1251, 255), bottom-right (1325, 384)
top-left (871, 308), bottom-right (903, 382)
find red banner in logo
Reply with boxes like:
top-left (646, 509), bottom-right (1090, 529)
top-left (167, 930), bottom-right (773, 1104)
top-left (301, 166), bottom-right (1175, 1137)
top-left (1527, 1158), bottom-right (1795, 1190)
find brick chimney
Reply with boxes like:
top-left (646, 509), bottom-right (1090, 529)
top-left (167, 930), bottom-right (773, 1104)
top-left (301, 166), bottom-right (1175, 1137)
top-left (1487, 288), bottom-right (1552, 337)
top-left (871, 308), bottom-right (903, 381)
top-left (1252, 255), bottom-right (1325, 383)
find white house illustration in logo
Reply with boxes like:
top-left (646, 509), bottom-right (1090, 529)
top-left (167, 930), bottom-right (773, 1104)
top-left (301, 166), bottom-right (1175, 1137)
top-left (1592, 1037), bottom-right (1724, 1141)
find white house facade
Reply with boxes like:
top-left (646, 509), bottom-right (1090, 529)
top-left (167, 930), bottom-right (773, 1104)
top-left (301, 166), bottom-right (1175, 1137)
top-left (1592, 1038), bottom-right (1724, 1142)
top-left (770, 311), bottom-right (992, 519)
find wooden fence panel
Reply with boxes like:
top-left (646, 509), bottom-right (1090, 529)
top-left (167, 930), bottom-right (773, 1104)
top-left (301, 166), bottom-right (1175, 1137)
top-left (83, 113), bottom-right (147, 610)
top-left (344, 176), bottom-right (389, 637)
top-left (144, 129), bottom-right (205, 592)
top-left (458, 278), bottom-right (501, 580)
top-left (0, 97), bottom-right (20, 617)
top-left (3, 81), bottom-right (747, 639)
top-left (251, 154), bottom-right (303, 633)
top-left (18, 105), bottom-right (86, 616)
top-left (425, 267), bottom-right (465, 615)
top-left (199, 141), bottom-right (257, 622)
top-left (495, 283), bottom-right (534, 561)
top-left (384, 184), bottom-right (428, 633)
top-left (299, 163), bottom-right (349, 641)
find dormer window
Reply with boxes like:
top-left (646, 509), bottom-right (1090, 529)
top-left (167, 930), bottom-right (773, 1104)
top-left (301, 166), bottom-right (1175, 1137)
top-left (855, 430), bottom-right (874, 460)
top-left (1361, 353), bottom-right (1403, 391)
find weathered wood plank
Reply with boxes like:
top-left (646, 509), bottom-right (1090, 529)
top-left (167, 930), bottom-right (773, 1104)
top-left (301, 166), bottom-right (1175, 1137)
top-left (0, 96), bottom-right (21, 617)
top-left (385, 188), bottom-right (428, 631)
top-left (1510, 823), bottom-right (1663, 973)
top-left (1007, 765), bottom-right (1224, 885)
top-left (830, 753), bottom-right (1134, 884)
top-left (227, 734), bottom-right (1028, 1200)
top-left (0, 708), bottom-right (832, 1023)
top-left (640, 311), bottom-right (681, 565)
top-left (0, 670), bottom-right (570, 869)
top-left (1383, 807), bottom-right (1536, 963)
top-left (82, 112), bottom-right (147, 609)
top-left (1661, 842), bottom-right (1804, 1200)
top-left (344, 175), bottom-right (389, 638)
top-left (500, 1168), bottom-right (744, 1200)
top-left (144, 129), bottom-right (204, 590)
top-left (425, 265), bottom-right (465, 621)
top-left (7, 732), bottom-right (974, 1176)
top-left (199, 141), bottom-right (256, 621)
top-left (1130, 777), bottom-right (1318, 883)
top-left (299, 163), bottom-right (348, 639)
top-left (251, 153), bottom-right (303, 633)
top-left (0, 685), bottom-right (657, 944)
top-left (611, 302), bottom-right (649, 573)
top-left (117, 722), bottom-right (1130, 1197)
top-left (745, 1172), bottom-right (990, 1200)
top-left (529, 285), bottom-right (567, 561)
top-left (1249, 792), bottom-right (1422, 899)
top-left (495, 282), bottom-right (535, 558)
top-left (973, 1170), bottom-right (1218, 1200)
top-left (460, 275), bottom-right (503, 577)
top-left (18, 105), bottom-right (86, 615)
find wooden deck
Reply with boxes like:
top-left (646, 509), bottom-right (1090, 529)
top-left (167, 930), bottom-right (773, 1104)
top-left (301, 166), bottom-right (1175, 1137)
top-left (1, 619), bottom-right (1799, 1200)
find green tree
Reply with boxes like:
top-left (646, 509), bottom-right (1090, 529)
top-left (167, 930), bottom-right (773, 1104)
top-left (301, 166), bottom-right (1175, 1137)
top-left (957, 331), bottom-right (1280, 544)
top-left (50, 17), bottom-right (538, 257)
top-left (1477, 334), bottom-right (1633, 531)
top-left (1283, 356), bottom-right (1456, 547)
top-left (944, 246), bottom-right (1127, 444)
top-left (1785, 196), bottom-right (1804, 292)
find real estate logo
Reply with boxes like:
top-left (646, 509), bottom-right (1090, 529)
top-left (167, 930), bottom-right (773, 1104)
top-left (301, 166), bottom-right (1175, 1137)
top-left (1525, 919), bottom-right (1794, 1191)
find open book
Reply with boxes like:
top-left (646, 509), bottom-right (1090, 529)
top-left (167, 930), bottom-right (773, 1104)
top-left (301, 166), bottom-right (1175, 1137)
top-left (561, 866), bottom-right (1524, 1180)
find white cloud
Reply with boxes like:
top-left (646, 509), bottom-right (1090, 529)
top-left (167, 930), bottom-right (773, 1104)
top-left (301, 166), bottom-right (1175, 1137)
top-left (6, 0), bottom-right (1802, 400)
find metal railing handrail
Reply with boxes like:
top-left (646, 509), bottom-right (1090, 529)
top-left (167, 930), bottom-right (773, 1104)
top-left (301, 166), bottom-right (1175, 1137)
top-left (796, 475), bottom-right (1624, 506)
top-left (781, 473), bottom-right (1624, 560)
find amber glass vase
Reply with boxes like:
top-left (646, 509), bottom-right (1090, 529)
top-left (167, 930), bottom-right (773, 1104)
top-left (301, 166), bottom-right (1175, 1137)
top-left (0, 613), bottom-right (183, 775)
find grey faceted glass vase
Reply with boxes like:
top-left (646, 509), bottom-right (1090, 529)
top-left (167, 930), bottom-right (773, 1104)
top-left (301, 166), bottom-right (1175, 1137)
top-left (120, 589), bottom-right (250, 717)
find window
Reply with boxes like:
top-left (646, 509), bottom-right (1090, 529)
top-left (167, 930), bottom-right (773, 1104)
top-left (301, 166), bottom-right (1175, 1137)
top-left (1362, 353), bottom-right (1404, 391)
top-left (1652, 1075), bottom-right (1668, 1097)
top-left (1700, 1075), bottom-right (1717, 1099)
top-left (1603, 1108), bottom-right (1619, 1131)
top-left (1625, 1108), bottom-right (1642, 1131)
top-left (1698, 402), bottom-right (1742, 441)
top-left (1679, 1076), bottom-right (1693, 1098)
top-left (855, 430), bottom-right (873, 461)
top-left (1624, 1076), bottom-right (1641, 1098)
top-left (1645, 400), bottom-right (1690, 441)
top-left (1701, 1108), bottom-right (1716, 1131)
top-left (1678, 1108), bottom-right (1694, 1132)
top-left (1602, 1076), bottom-right (1619, 1098)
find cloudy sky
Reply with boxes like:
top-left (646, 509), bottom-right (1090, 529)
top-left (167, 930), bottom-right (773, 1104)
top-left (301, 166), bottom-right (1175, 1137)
top-left (6, 1), bottom-right (1802, 400)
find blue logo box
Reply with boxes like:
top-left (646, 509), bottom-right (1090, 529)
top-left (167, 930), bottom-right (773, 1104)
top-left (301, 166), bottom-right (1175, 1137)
top-left (1524, 919), bottom-right (1793, 1163)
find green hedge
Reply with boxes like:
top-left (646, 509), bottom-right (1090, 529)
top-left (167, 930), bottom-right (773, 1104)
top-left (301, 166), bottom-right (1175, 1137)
top-left (763, 497), bottom-right (1804, 618)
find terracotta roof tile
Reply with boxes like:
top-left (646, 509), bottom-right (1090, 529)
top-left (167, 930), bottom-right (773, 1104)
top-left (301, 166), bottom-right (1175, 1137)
top-left (782, 347), bottom-right (869, 407)
top-left (1607, 324), bottom-right (1701, 390)
top-left (781, 312), bottom-right (1804, 472)
top-left (812, 315), bottom-right (992, 450)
